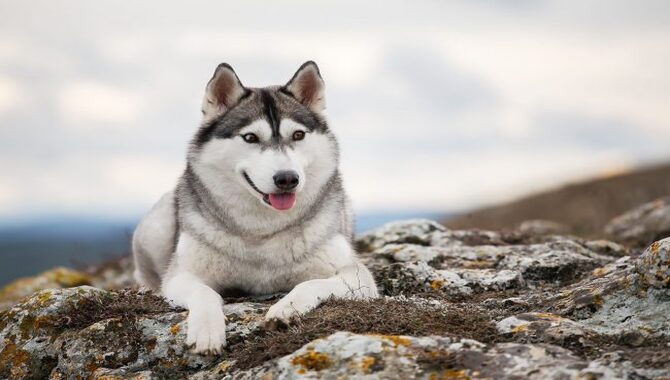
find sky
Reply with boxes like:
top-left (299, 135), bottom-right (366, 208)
top-left (0, 0), bottom-right (669, 220)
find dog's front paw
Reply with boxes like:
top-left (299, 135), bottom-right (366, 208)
top-left (186, 305), bottom-right (227, 354)
top-left (264, 288), bottom-right (319, 325)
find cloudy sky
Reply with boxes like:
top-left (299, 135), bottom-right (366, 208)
top-left (0, 0), bottom-right (669, 220)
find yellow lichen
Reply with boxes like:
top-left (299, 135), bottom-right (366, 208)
top-left (291, 350), bottom-right (332, 372)
top-left (592, 267), bottom-right (608, 277)
top-left (260, 373), bottom-right (274, 380)
top-left (170, 324), bottom-right (181, 335)
top-left (430, 279), bottom-right (445, 290)
top-left (637, 287), bottom-right (648, 298)
top-left (214, 361), bottom-right (232, 374)
top-left (511, 324), bottom-right (529, 333)
top-left (0, 267), bottom-right (91, 305)
top-left (359, 356), bottom-right (376, 373)
top-left (534, 313), bottom-right (563, 320)
top-left (45, 267), bottom-right (92, 287)
top-left (430, 370), bottom-right (471, 380)
top-left (463, 259), bottom-right (494, 269)
top-left (375, 335), bottom-right (412, 347)
top-left (639, 326), bottom-right (655, 334)
top-left (442, 369), bottom-right (471, 379)
top-left (651, 241), bottom-right (661, 254)
top-left (36, 290), bottom-right (54, 306)
top-left (593, 294), bottom-right (604, 307)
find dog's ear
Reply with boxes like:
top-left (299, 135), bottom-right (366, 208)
top-left (284, 61), bottom-right (326, 113)
top-left (202, 63), bottom-right (247, 121)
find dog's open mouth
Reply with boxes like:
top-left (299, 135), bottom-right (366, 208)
top-left (243, 172), bottom-right (296, 211)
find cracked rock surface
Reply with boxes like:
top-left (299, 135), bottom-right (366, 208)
top-left (2, 218), bottom-right (670, 379)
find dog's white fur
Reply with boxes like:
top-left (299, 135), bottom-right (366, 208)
top-left (133, 62), bottom-right (378, 353)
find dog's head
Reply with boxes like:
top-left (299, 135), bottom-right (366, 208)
top-left (189, 61), bottom-right (338, 212)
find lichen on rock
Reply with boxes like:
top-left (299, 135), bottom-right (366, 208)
top-left (605, 196), bottom-right (670, 248)
top-left (636, 237), bottom-right (670, 288)
top-left (1, 217), bottom-right (670, 378)
top-left (0, 267), bottom-right (92, 311)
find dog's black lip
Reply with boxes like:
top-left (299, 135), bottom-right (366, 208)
top-left (242, 172), bottom-right (271, 205)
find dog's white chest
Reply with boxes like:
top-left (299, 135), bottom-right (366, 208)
top-left (174, 231), bottom-right (335, 294)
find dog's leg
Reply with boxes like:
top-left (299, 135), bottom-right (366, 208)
top-left (265, 235), bottom-right (378, 323)
top-left (162, 272), bottom-right (226, 353)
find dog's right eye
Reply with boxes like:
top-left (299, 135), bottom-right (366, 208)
top-left (242, 133), bottom-right (259, 143)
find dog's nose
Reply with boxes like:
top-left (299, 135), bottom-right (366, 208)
top-left (273, 171), bottom-right (299, 191)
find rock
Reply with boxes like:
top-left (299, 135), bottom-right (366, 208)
top-left (234, 332), bottom-right (669, 379)
top-left (605, 196), bottom-right (670, 248)
top-left (497, 312), bottom-right (596, 345)
top-left (0, 267), bottom-right (91, 311)
top-left (496, 240), bottom-right (613, 282)
top-left (636, 238), bottom-right (670, 288)
top-left (583, 239), bottom-right (629, 257)
top-left (1, 218), bottom-right (669, 378)
top-left (578, 283), bottom-right (670, 342)
top-left (0, 287), bottom-right (107, 379)
top-left (370, 224), bottom-right (614, 297)
top-left (517, 220), bottom-right (568, 236)
top-left (85, 256), bottom-right (135, 290)
top-left (378, 261), bottom-right (524, 297)
top-left (357, 219), bottom-right (447, 253)
top-left (545, 257), bottom-right (638, 318)
top-left (0, 257), bottom-right (134, 312)
top-left (0, 286), bottom-right (269, 379)
top-left (544, 252), bottom-right (670, 342)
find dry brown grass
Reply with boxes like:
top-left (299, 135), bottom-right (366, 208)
top-left (227, 298), bottom-right (504, 370)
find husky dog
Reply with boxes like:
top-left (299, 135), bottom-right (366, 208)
top-left (132, 61), bottom-right (378, 353)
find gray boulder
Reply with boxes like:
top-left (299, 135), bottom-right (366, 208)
top-left (232, 332), bottom-right (668, 380)
top-left (605, 196), bottom-right (670, 248)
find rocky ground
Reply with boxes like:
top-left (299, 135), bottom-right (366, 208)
top-left (1, 197), bottom-right (670, 379)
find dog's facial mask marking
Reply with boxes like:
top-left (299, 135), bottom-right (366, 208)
top-left (194, 62), bottom-right (334, 212)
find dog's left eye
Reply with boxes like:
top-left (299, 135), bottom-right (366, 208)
top-left (242, 133), bottom-right (259, 143)
top-left (292, 131), bottom-right (305, 141)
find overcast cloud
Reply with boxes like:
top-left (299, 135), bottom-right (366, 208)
top-left (0, 0), bottom-right (669, 219)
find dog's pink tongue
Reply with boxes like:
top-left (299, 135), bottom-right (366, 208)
top-left (268, 193), bottom-right (296, 210)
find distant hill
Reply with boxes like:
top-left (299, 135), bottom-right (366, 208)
top-left (0, 217), bottom-right (136, 286)
top-left (0, 211), bottom-right (449, 286)
top-left (445, 162), bottom-right (670, 238)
